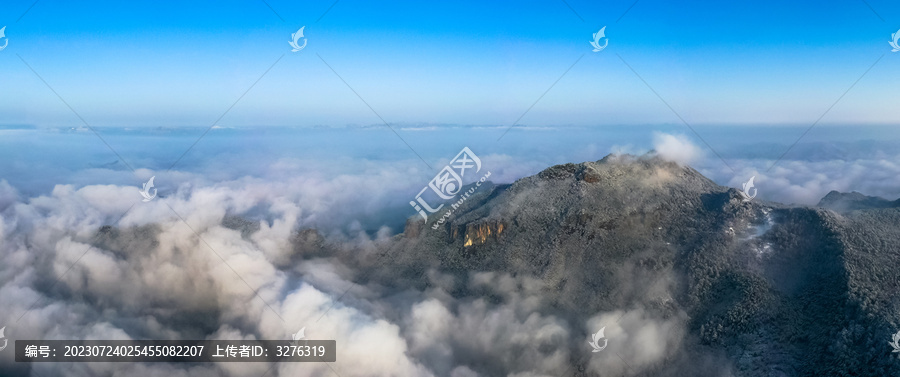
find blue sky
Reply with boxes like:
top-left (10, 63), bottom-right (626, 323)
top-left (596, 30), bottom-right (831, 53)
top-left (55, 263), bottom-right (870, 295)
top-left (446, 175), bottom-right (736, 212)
top-left (1, 0), bottom-right (899, 127)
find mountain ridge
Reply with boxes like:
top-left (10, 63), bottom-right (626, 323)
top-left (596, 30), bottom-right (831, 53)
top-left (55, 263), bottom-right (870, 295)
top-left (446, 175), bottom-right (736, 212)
top-left (380, 153), bottom-right (900, 376)
top-left (76, 153), bottom-right (900, 376)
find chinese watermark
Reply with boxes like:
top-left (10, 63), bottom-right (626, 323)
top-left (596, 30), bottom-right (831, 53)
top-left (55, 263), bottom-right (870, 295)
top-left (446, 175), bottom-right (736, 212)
top-left (409, 147), bottom-right (492, 229)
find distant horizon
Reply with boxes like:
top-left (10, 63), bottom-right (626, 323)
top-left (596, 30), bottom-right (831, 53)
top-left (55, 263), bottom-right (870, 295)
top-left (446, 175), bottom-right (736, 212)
top-left (1, 125), bottom-right (898, 210)
top-left (4, 122), bottom-right (900, 130)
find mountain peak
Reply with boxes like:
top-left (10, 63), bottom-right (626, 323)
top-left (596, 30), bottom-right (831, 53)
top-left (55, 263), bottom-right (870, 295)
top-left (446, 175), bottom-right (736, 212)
top-left (817, 190), bottom-right (898, 213)
top-left (528, 153), bottom-right (719, 195)
top-left (386, 155), bottom-right (900, 376)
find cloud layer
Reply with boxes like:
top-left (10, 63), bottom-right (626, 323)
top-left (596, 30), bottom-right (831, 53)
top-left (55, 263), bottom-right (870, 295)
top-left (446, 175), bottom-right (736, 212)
top-left (1, 128), bottom-right (898, 375)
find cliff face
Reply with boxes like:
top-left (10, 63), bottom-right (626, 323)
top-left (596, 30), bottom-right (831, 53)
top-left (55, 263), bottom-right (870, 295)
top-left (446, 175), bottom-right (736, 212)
top-left (449, 220), bottom-right (505, 247)
top-left (382, 154), bottom-right (900, 376)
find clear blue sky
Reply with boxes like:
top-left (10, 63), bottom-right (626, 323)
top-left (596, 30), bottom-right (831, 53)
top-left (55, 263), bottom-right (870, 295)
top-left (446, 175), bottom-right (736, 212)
top-left (1, 0), bottom-right (899, 128)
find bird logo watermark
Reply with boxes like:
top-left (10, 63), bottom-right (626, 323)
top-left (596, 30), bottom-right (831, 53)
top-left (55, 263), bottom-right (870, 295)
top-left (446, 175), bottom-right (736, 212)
top-left (889, 330), bottom-right (900, 357)
top-left (290, 327), bottom-right (306, 347)
top-left (0, 326), bottom-right (8, 353)
top-left (588, 326), bottom-right (608, 352)
top-left (140, 176), bottom-right (157, 202)
top-left (0, 26), bottom-right (8, 52)
top-left (289, 26), bottom-right (307, 52)
top-left (590, 26), bottom-right (608, 52)
top-left (890, 28), bottom-right (900, 52)
top-left (741, 176), bottom-right (757, 202)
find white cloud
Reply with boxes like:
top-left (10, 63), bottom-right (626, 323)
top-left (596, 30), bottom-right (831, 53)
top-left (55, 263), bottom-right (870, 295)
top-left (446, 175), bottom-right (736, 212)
top-left (1, 128), bottom-right (898, 376)
top-left (652, 133), bottom-right (702, 166)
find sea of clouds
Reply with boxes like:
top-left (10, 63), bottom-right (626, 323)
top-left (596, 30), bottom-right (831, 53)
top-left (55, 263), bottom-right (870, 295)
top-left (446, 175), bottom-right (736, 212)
top-left (0, 125), bottom-right (897, 376)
